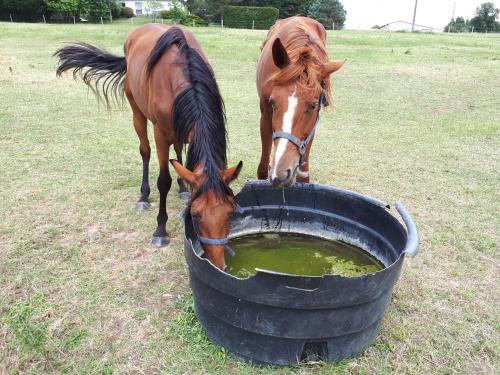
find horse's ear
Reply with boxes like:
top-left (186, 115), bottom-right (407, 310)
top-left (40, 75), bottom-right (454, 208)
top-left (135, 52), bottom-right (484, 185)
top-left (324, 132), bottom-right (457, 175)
top-left (321, 59), bottom-right (346, 77)
top-left (272, 38), bottom-right (290, 69)
top-left (170, 159), bottom-right (196, 186)
top-left (221, 161), bottom-right (243, 184)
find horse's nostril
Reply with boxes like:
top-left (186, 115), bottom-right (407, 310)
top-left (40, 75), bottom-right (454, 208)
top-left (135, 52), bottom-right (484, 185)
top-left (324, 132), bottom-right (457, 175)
top-left (286, 168), bottom-right (292, 180)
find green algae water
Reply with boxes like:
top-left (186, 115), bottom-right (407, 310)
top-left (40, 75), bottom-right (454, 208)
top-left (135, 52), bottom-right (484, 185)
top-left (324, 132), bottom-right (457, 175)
top-left (225, 233), bottom-right (384, 278)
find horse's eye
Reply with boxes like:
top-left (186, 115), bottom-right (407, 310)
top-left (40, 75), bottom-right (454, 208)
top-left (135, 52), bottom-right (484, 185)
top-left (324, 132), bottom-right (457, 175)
top-left (307, 102), bottom-right (318, 113)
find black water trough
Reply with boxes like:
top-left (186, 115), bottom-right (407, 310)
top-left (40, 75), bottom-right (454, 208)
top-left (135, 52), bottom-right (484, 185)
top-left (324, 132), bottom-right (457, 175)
top-left (183, 180), bottom-right (419, 365)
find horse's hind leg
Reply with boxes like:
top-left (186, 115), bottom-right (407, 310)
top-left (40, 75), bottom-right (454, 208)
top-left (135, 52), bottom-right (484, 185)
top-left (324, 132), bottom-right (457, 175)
top-left (132, 110), bottom-right (151, 211)
top-left (174, 143), bottom-right (189, 203)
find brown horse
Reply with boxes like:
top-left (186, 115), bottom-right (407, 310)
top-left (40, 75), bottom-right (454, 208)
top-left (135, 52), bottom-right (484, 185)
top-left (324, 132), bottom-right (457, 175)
top-left (55, 24), bottom-right (242, 269)
top-left (256, 16), bottom-right (345, 186)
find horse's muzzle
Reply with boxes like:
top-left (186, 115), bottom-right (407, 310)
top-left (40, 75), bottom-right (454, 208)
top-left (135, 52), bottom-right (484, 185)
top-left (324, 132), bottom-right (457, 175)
top-left (270, 166), bottom-right (295, 187)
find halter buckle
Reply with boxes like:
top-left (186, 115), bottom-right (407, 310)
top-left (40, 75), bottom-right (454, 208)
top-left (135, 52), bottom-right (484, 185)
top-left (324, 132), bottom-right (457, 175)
top-left (299, 142), bottom-right (307, 155)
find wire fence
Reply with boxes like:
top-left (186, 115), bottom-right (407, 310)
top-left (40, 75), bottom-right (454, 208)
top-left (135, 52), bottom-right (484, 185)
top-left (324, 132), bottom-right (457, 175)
top-left (0, 13), bottom-right (278, 30)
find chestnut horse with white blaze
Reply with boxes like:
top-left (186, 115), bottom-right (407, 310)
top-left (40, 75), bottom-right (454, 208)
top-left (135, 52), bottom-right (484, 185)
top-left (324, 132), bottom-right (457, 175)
top-left (256, 17), bottom-right (345, 186)
top-left (55, 25), bottom-right (242, 269)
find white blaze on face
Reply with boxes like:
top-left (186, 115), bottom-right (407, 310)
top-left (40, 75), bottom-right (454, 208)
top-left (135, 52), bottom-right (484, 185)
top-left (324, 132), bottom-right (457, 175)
top-left (271, 90), bottom-right (297, 180)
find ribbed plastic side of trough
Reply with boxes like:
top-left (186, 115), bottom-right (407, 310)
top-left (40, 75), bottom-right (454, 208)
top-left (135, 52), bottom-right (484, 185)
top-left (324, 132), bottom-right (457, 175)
top-left (184, 181), bottom-right (418, 365)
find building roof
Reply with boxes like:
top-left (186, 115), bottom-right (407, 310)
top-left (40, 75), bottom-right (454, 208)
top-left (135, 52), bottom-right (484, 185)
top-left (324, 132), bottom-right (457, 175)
top-left (378, 20), bottom-right (435, 30)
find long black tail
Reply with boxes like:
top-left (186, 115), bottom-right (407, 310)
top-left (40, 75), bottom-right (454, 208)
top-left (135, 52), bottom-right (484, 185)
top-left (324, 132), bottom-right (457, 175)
top-left (54, 42), bottom-right (126, 108)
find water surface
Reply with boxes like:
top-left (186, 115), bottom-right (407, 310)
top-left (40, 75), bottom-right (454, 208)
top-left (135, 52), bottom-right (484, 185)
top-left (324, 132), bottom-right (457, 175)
top-left (225, 233), bottom-right (384, 278)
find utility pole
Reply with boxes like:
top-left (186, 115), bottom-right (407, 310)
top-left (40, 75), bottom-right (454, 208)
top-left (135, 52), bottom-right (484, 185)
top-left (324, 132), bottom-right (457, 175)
top-left (448, 1), bottom-right (456, 33)
top-left (411, 0), bottom-right (418, 32)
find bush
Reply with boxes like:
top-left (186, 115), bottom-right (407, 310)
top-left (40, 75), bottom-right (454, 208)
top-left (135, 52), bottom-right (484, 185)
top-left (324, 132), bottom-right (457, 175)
top-left (121, 6), bottom-right (134, 18)
top-left (161, 1), bottom-right (184, 20)
top-left (223, 5), bottom-right (279, 30)
top-left (180, 13), bottom-right (207, 26)
top-left (161, 9), bottom-right (207, 27)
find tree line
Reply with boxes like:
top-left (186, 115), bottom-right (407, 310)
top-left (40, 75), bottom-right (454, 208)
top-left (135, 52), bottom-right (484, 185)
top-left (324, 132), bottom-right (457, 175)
top-left (186, 0), bottom-right (346, 29)
top-left (0, 0), bottom-right (122, 22)
top-left (445, 2), bottom-right (499, 33)
top-left (0, 0), bottom-right (347, 29)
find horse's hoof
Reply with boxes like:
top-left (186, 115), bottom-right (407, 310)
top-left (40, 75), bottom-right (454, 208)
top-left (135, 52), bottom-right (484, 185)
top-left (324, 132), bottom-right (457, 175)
top-left (151, 235), bottom-right (170, 247)
top-left (179, 192), bottom-right (191, 204)
top-left (135, 201), bottom-right (151, 212)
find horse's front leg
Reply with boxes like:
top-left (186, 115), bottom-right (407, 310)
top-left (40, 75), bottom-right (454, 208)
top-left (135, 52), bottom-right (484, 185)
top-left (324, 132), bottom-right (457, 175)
top-left (257, 104), bottom-right (272, 180)
top-left (296, 136), bottom-right (314, 184)
top-left (174, 142), bottom-right (190, 204)
top-left (151, 126), bottom-right (172, 247)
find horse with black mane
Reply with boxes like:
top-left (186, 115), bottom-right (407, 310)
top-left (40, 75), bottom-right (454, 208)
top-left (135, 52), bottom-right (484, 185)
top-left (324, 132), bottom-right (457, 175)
top-left (55, 24), bottom-right (242, 269)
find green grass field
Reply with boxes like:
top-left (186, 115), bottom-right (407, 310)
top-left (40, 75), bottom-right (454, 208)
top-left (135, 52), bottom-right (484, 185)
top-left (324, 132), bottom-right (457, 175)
top-left (0, 22), bottom-right (499, 374)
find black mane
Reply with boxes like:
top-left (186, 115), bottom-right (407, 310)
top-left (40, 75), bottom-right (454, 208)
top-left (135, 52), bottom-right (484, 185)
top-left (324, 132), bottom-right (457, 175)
top-left (148, 27), bottom-right (230, 200)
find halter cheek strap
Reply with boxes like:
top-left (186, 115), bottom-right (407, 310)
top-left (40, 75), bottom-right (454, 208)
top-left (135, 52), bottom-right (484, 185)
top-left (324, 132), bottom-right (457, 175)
top-left (272, 81), bottom-right (329, 166)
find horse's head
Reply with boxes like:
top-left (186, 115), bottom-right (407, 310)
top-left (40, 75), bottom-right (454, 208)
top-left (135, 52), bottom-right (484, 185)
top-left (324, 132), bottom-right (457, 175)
top-left (170, 160), bottom-right (243, 270)
top-left (268, 38), bottom-right (345, 186)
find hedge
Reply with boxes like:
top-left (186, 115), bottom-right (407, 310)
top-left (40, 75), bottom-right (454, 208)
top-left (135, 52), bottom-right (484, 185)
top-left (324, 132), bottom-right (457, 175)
top-left (223, 5), bottom-right (278, 30)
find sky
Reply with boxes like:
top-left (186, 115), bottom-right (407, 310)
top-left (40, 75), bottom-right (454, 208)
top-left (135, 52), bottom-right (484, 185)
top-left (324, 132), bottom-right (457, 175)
top-left (342, 0), bottom-right (498, 30)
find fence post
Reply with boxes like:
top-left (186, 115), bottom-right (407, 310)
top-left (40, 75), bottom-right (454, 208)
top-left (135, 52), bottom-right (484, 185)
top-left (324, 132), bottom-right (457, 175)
top-left (101, 17), bottom-right (103, 25)
top-left (43, 14), bottom-right (46, 23)
top-left (332, 22), bottom-right (335, 30)
top-left (73, 15), bottom-right (75, 24)
top-left (221, 17), bottom-right (224, 29)
top-left (109, 9), bottom-right (112, 23)
top-left (9, 13), bottom-right (12, 22)
top-left (252, 20), bottom-right (255, 29)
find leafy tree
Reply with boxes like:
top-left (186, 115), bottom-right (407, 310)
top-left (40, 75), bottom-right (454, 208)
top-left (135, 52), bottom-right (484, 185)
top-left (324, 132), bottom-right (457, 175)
top-left (185, 0), bottom-right (207, 14)
top-left (45, 0), bottom-right (86, 18)
top-left (231, 0), bottom-right (311, 18)
top-left (161, 2), bottom-right (184, 19)
top-left (87, 0), bottom-right (112, 21)
top-left (1, 0), bottom-right (45, 14)
top-left (206, 0), bottom-right (229, 21)
top-left (109, 0), bottom-right (122, 19)
top-left (267, 0), bottom-right (311, 18)
top-left (445, 16), bottom-right (471, 33)
top-left (45, 0), bottom-right (119, 21)
top-left (146, 0), bottom-right (162, 21)
top-left (469, 2), bottom-right (500, 32)
top-left (308, 0), bottom-right (346, 29)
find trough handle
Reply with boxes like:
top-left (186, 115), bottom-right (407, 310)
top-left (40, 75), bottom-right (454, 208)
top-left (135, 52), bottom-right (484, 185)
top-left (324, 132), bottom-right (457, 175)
top-left (395, 201), bottom-right (419, 257)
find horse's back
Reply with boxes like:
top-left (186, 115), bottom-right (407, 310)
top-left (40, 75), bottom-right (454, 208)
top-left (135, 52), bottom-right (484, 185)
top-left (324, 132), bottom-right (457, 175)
top-left (124, 24), bottom-right (206, 69)
top-left (124, 24), bottom-right (207, 125)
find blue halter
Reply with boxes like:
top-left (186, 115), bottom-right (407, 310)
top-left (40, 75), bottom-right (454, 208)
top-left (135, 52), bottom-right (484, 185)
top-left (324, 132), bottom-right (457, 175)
top-left (179, 198), bottom-right (244, 257)
top-left (271, 81), bottom-right (329, 166)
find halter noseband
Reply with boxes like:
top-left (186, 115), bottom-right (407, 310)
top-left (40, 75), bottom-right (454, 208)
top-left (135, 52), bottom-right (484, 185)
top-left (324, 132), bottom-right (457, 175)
top-left (197, 235), bottom-right (235, 257)
top-left (271, 81), bottom-right (329, 166)
top-left (179, 199), bottom-right (244, 258)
